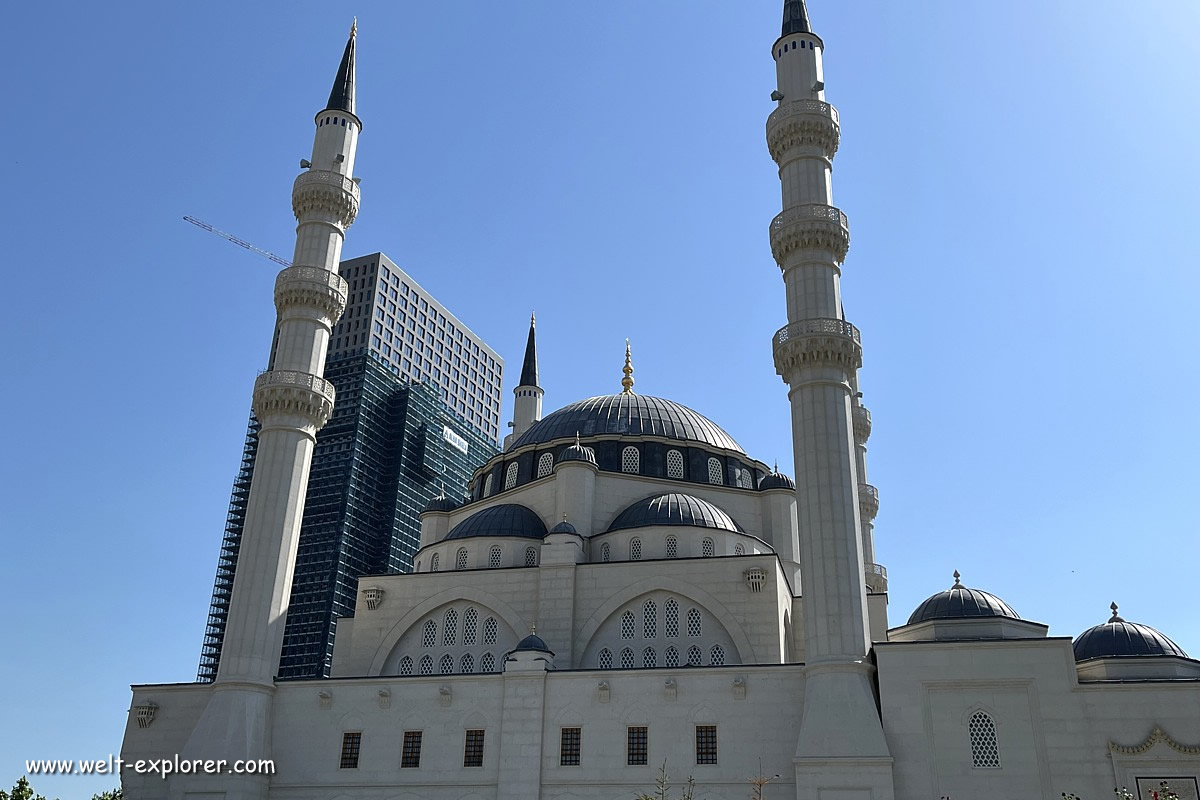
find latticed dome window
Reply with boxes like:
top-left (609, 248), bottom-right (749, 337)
top-left (524, 547), bottom-right (537, 567)
top-left (480, 652), bottom-right (496, 672)
top-left (620, 648), bottom-right (636, 669)
top-left (443, 609), bottom-right (458, 646)
top-left (598, 648), bottom-right (613, 669)
top-left (488, 546), bottom-right (502, 569)
top-left (710, 644), bottom-right (725, 666)
top-left (419, 655), bottom-right (433, 674)
top-left (483, 616), bottom-right (498, 645)
top-left (601, 543), bottom-right (611, 562)
top-left (422, 620), bottom-right (437, 648)
top-left (504, 462), bottom-right (518, 490)
top-left (643, 600), bottom-right (657, 638)
top-left (455, 548), bottom-right (469, 570)
top-left (667, 449), bottom-right (684, 479)
top-left (621, 611), bottom-right (636, 639)
top-left (687, 608), bottom-right (703, 637)
top-left (460, 653), bottom-right (474, 673)
top-left (621, 446), bottom-right (641, 474)
top-left (702, 537), bottom-right (715, 558)
top-left (537, 452), bottom-right (553, 478)
top-left (630, 538), bottom-right (642, 561)
top-left (643, 647), bottom-right (657, 668)
top-left (969, 711), bottom-right (1001, 768)
top-left (399, 656), bottom-right (413, 675)
top-left (707, 457), bottom-right (724, 485)
top-left (463, 608), bottom-right (478, 645)
top-left (430, 553), bottom-right (440, 572)
top-left (665, 537), bottom-right (678, 559)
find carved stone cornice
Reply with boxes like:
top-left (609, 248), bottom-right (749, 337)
top-left (252, 369), bottom-right (337, 430)
top-left (773, 317), bottom-right (862, 377)
top-left (1109, 726), bottom-right (1200, 756)
top-left (770, 204), bottom-right (850, 265)
top-left (767, 100), bottom-right (841, 162)
top-left (274, 266), bottom-right (349, 322)
top-left (292, 170), bottom-right (360, 228)
top-left (853, 404), bottom-right (872, 444)
top-left (859, 483), bottom-right (879, 520)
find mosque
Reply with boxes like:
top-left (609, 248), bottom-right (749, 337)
top-left (120, 3), bottom-right (1200, 799)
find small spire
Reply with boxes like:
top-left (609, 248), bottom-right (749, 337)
top-left (519, 312), bottom-right (539, 388)
top-left (530, 623), bottom-right (537, 635)
top-left (952, 569), bottom-right (961, 586)
top-left (574, 431), bottom-right (581, 447)
top-left (620, 339), bottom-right (635, 394)
top-left (351, 17), bottom-right (357, 37)
top-left (325, 20), bottom-right (358, 116)
top-left (781, 0), bottom-right (812, 36)
top-left (1109, 602), bottom-right (1124, 622)
top-left (773, 460), bottom-right (779, 473)
top-left (562, 513), bottom-right (568, 522)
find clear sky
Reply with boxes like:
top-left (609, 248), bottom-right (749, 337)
top-left (2, 1), bottom-right (1198, 796)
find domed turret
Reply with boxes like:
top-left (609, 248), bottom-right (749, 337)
top-left (760, 462), bottom-right (796, 490)
top-left (421, 492), bottom-right (460, 514)
top-left (1073, 603), bottom-right (1190, 662)
top-left (549, 517), bottom-right (578, 536)
top-left (907, 571), bottom-right (1020, 625)
top-left (557, 433), bottom-right (597, 466)
top-left (608, 493), bottom-right (743, 534)
top-left (445, 504), bottom-right (547, 541)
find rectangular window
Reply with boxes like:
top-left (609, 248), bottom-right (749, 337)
top-left (560, 727), bottom-right (581, 766)
top-left (627, 726), bottom-right (648, 766)
top-left (401, 730), bottom-right (422, 768)
top-left (340, 731), bottom-right (362, 769)
top-left (464, 729), bottom-right (485, 767)
top-left (695, 725), bottom-right (717, 765)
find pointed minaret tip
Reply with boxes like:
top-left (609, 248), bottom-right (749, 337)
top-left (620, 339), bottom-right (635, 394)
top-left (781, 0), bottom-right (812, 36)
top-left (325, 21), bottom-right (358, 116)
top-left (519, 313), bottom-right (539, 388)
top-left (351, 17), bottom-right (357, 37)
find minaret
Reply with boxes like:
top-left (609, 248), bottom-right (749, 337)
top-left (766, 2), bottom-right (895, 795)
top-left (175, 25), bottom-right (359, 792)
top-left (506, 313), bottom-right (543, 446)
top-left (852, 375), bottom-right (885, 592)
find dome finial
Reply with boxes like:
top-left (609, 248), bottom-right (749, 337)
top-left (621, 339), bottom-right (635, 394)
top-left (952, 569), bottom-right (961, 586)
top-left (530, 623), bottom-right (537, 635)
top-left (1109, 601), bottom-right (1123, 622)
top-left (574, 431), bottom-right (581, 447)
top-left (350, 16), bottom-right (357, 37)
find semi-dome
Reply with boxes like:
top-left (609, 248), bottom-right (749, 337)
top-left (607, 493), bottom-right (744, 533)
top-left (445, 504), bottom-right (548, 541)
top-left (907, 572), bottom-right (1020, 625)
top-left (1073, 604), bottom-right (1189, 662)
top-left (511, 394), bottom-right (745, 454)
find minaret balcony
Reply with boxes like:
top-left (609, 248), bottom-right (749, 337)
top-left (852, 404), bottom-right (872, 444)
top-left (772, 317), bottom-right (862, 376)
top-left (769, 203), bottom-right (850, 265)
top-left (292, 169), bottom-right (361, 228)
top-left (252, 369), bottom-right (338, 431)
top-left (858, 483), bottom-right (879, 520)
top-left (766, 99), bottom-right (840, 162)
top-left (865, 562), bottom-right (888, 593)
top-left (275, 266), bottom-right (349, 322)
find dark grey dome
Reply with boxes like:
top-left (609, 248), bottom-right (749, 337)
top-left (557, 439), bottom-right (597, 465)
top-left (514, 633), bottom-right (552, 653)
top-left (445, 504), bottom-right (548, 541)
top-left (608, 493), bottom-right (744, 533)
top-left (907, 573), bottom-right (1020, 625)
top-left (549, 519), bottom-right (578, 535)
top-left (1073, 605), bottom-right (1189, 662)
top-left (511, 394), bottom-right (745, 454)
top-left (422, 495), bottom-right (460, 514)
top-left (760, 471), bottom-right (795, 490)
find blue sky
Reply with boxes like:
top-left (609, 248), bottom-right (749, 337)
top-left (2, 1), bottom-right (1198, 796)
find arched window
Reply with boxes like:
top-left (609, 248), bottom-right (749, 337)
top-left (734, 542), bottom-right (745, 555)
top-left (621, 611), bottom-right (636, 639)
top-left (504, 462), bottom-right (518, 490)
top-left (737, 468), bottom-right (753, 489)
top-left (463, 608), bottom-right (478, 645)
top-left (483, 616), bottom-right (498, 645)
top-left (707, 457), bottom-right (724, 485)
top-left (483, 474), bottom-right (493, 496)
top-left (537, 452), bottom-right (554, 478)
top-left (488, 546), bottom-right (502, 568)
top-left (630, 538), bottom-right (642, 561)
top-left (455, 548), bottom-right (469, 570)
top-left (524, 547), bottom-right (537, 567)
top-left (687, 645), bottom-right (702, 666)
top-left (430, 553), bottom-right (440, 572)
top-left (665, 600), bottom-right (680, 637)
top-left (460, 653), bottom-right (475, 673)
top-left (416, 559), bottom-right (421, 572)
top-left (665, 537), bottom-right (678, 559)
top-left (702, 538), bottom-right (715, 558)
top-left (643, 647), bottom-right (657, 668)
top-left (643, 600), bottom-right (658, 638)
top-left (969, 711), bottom-right (1001, 768)
top-left (620, 648), bottom-right (636, 669)
top-left (621, 446), bottom-right (640, 474)
top-left (418, 655), bottom-right (433, 674)
top-left (422, 620), bottom-right (437, 648)
top-left (665, 646), bottom-right (679, 667)
top-left (480, 652), bottom-right (496, 672)
top-left (709, 644), bottom-right (725, 666)
top-left (439, 654), bottom-right (454, 674)
top-left (444, 609), bottom-right (458, 646)
top-left (687, 608), bottom-right (702, 637)
top-left (601, 543), bottom-right (611, 562)
top-left (399, 656), bottom-right (413, 675)
top-left (598, 648), bottom-right (613, 669)
top-left (666, 449), bottom-right (684, 479)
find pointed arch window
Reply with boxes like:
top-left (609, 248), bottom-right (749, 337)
top-left (439, 654), bottom-right (454, 674)
top-left (665, 536), bottom-right (678, 559)
top-left (421, 620), bottom-right (437, 648)
top-left (430, 553), bottom-right (440, 572)
top-left (483, 616), bottom-right (498, 645)
top-left (443, 609), bottom-right (458, 646)
top-left (463, 608), bottom-right (478, 645)
top-left (621, 610), bottom-right (636, 639)
top-left (488, 545), bottom-right (503, 569)
top-left (687, 645), bottom-right (702, 666)
top-left (643, 647), bottom-right (657, 668)
top-left (460, 653), bottom-right (475, 673)
top-left (418, 655), bottom-right (433, 674)
top-left (630, 538), bottom-right (642, 561)
top-left (709, 644), bottom-right (725, 666)
top-left (504, 462), bottom-right (519, 490)
top-left (667, 449), bottom-right (684, 479)
top-left (687, 608), bottom-right (702, 637)
top-left (537, 452), bottom-right (554, 478)
top-left (665, 646), bottom-right (679, 667)
top-left (601, 543), bottom-right (611, 562)
top-left (399, 656), bottom-right (413, 675)
top-left (969, 711), bottom-right (1001, 768)
top-left (707, 457), bottom-right (724, 485)
top-left (524, 546), bottom-right (537, 567)
top-left (665, 600), bottom-right (680, 638)
top-left (598, 648), bottom-right (613, 669)
top-left (621, 446), bottom-right (640, 474)
top-left (455, 548), bottom-right (469, 570)
top-left (643, 600), bottom-right (657, 638)
top-left (480, 652), bottom-right (496, 672)
top-left (620, 647), bottom-right (636, 669)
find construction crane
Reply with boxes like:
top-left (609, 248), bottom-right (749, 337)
top-left (183, 215), bottom-right (292, 268)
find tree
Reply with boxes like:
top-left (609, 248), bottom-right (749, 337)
top-left (90, 790), bottom-right (122, 800)
top-left (0, 777), bottom-right (48, 800)
top-left (635, 762), bottom-right (695, 800)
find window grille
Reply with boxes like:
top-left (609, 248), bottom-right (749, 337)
top-left (621, 611), bottom-right (636, 639)
top-left (483, 474), bottom-right (493, 496)
top-left (422, 620), bottom-right (437, 648)
top-left (665, 600), bottom-right (680, 637)
top-left (627, 726), bottom-right (648, 766)
top-left (480, 652), bottom-right (496, 672)
top-left (667, 449), bottom-right (684, 479)
top-left (443, 609), bottom-right (458, 646)
top-left (504, 462), bottom-right (518, 490)
top-left (464, 730), bottom-right (485, 768)
top-left (525, 547), bottom-right (537, 567)
top-left (560, 727), bottom-right (582, 766)
top-left (687, 645), bottom-right (702, 666)
top-left (483, 617), bottom-right (498, 644)
top-left (707, 457), bottom-right (724, 485)
top-left (734, 543), bottom-right (745, 555)
top-left (537, 452), bottom-right (554, 478)
top-left (430, 553), bottom-right (440, 572)
top-left (709, 644), bottom-right (725, 666)
top-left (399, 656), bottom-right (413, 675)
top-left (460, 653), bottom-right (474, 673)
top-left (598, 648), bottom-right (613, 669)
top-left (702, 538), bottom-right (715, 557)
top-left (687, 609), bottom-right (703, 637)
top-left (665, 646), bottom-right (679, 667)
top-left (455, 548), bottom-right (468, 570)
top-left (418, 655), bottom-right (433, 674)
top-left (696, 725), bottom-right (717, 764)
top-left (969, 711), bottom-right (1001, 768)
top-left (488, 546), bottom-right (502, 568)
top-left (339, 732), bottom-right (362, 769)
top-left (439, 654), bottom-right (454, 674)
top-left (630, 538), bottom-right (642, 560)
top-left (621, 446), bottom-right (640, 473)
top-left (463, 608), bottom-right (478, 645)
top-left (737, 469), bottom-right (753, 489)
top-left (643, 647), bottom-right (657, 668)
top-left (401, 731), bottom-right (422, 768)
top-left (643, 600), bottom-right (657, 638)
top-left (601, 543), bottom-right (611, 562)
top-left (665, 537), bottom-right (678, 558)
top-left (620, 648), bottom-right (635, 669)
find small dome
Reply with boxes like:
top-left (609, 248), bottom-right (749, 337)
top-left (514, 632), bottom-right (552, 653)
top-left (422, 494), bottom-right (460, 514)
top-left (608, 493), bottom-right (744, 533)
top-left (549, 518), bottom-right (578, 535)
top-left (445, 504), bottom-right (548, 541)
top-left (907, 572), bottom-right (1020, 625)
top-left (1073, 604), bottom-right (1189, 662)
top-left (759, 467), bottom-right (795, 490)
top-left (557, 434), bottom-right (597, 466)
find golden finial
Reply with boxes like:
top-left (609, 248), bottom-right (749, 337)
top-left (350, 17), bottom-right (358, 37)
top-left (620, 339), bottom-right (635, 394)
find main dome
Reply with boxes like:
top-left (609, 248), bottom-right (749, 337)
top-left (510, 394), bottom-right (745, 454)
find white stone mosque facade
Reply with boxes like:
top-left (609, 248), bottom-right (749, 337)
top-left (120, 5), bottom-right (1200, 800)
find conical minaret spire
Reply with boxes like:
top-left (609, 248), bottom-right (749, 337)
top-left (325, 19), bottom-right (357, 116)
top-left (520, 312), bottom-right (539, 388)
top-left (781, 0), bottom-right (812, 35)
top-left (506, 313), bottom-right (544, 446)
